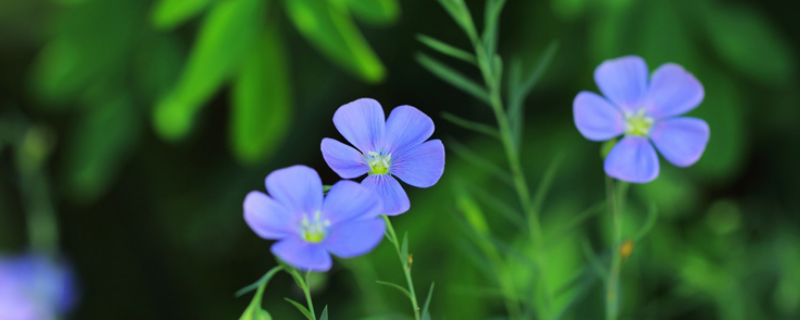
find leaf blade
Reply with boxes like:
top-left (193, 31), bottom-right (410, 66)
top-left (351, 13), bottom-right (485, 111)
top-left (416, 53), bottom-right (490, 104)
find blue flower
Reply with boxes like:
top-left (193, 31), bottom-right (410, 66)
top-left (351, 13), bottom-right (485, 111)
top-left (243, 165), bottom-right (386, 272)
top-left (321, 98), bottom-right (445, 215)
top-left (0, 253), bottom-right (77, 320)
top-left (573, 56), bottom-right (710, 183)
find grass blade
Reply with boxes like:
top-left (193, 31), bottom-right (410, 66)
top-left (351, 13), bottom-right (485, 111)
top-left (319, 305), bottom-right (329, 320)
top-left (376, 280), bottom-right (412, 299)
top-left (416, 53), bottom-right (490, 104)
top-left (447, 138), bottom-right (513, 185)
top-left (421, 282), bottom-right (436, 320)
top-left (285, 298), bottom-right (315, 320)
top-left (417, 34), bottom-right (476, 64)
top-left (441, 112), bottom-right (498, 139)
top-left (531, 153), bottom-right (564, 216)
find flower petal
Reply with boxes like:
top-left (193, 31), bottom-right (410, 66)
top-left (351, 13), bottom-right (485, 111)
top-left (333, 98), bottom-right (386, 153)
top-left (244, 191), bottom-right (294, 239)
top-left (321, 138), bottom-right (369, 179)
top-left (391, 139), bottom-right (445, 188)
top-left (271, 238), bottom-right (332, 272)
top-left (594, 56), bottom-right (649, 111)
top-left (650, 117), bottom-right (709, 167)
top-left (645, 63), bottom-right (704, 119)
top-left (385, 105), bottom-right (435, 153)
top-left (361, 175), bottom-right (410, 215)
top-left (324, 218), bottom-right (386, 258)
top-left (323, 180), bottom-right (383, 224)
top-left (573, 91), bottom-right (625, 141)
top-left (604, 136), bottom-right (660, 183)
top-left (265, 165), bottom-right (323, 215)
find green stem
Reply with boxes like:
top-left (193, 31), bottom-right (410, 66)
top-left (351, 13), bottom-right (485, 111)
top-left (472, 40), bottom-right (552, 318)
top-left (383, 216), bottom-right (421, 320)
top-left (605, 177), bottom-right (628, 320)
top-left (303, 272), bottom-right (317, 320)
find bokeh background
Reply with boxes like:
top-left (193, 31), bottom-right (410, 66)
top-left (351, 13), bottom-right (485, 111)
top-left (1, 0), bottom-right (799, 319)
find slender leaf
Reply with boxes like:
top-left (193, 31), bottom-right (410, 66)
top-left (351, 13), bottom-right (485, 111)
top-left (239, 266), bottom-right (283, 320)
top-left (151, 0), bottom-right (215, 30)
top-left (236, 265), bottom-right (284, 297)
top-left (417, 34), bottom-right (476, 64)
top-left (482, 0), bottom-right (506, 54)
top-left (531, 153), bottom-right (564, 215)
top-left (421, 282), bottom-right (435, 320)
top-left (508, 41), bottom-right (558, 144)
top-left (436, 0), bottom-right (479, 44)
top-left (154, 0), bottom-right (260, 140)
top-left (447, 138), bottom-right (513, 185)
top-left (467, 184), bottom-right (526, 228)
top-left (345, 0), bottom-right (400, 25)
top-left (546, 201), bottom-right (606, 247)
top-left (376, 280), bottom-right (412, 299)
top-left (634, 203), bottom-right (659, 242)
top-left (64, 95), bottom-right (140, 202)
top-left (230, 27), bottom-right (292, 163)
top-left (319, 306), bottom-right (329, 320)
top-left (416, 53), bottom-right (490, 104)
top-left (285, 0), bottom-right (385, 82)
top-left (454, 184), bottom-right (490, 235)
top-left (441, 112), bottom-right (498, 139)
top-left (285, 298), bottom-right (315, 320)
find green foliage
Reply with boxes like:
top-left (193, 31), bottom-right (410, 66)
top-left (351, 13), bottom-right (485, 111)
top-left (344, 0), bottom-right (400, 25)
top-left (151, 0), bottom-right (215, 30)
top-left (230, 27), bottom-right (292, 163)
top-left (154, 0), bottom-right (260, 140)
top-left (284, 0), bottom-right (385, 83)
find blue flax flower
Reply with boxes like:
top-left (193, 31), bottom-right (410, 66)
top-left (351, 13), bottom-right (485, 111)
top-left (244, 165), bottom-right (385, 272)
top-left (321, 98), bottom-right (445, 215)
top-left (0, 253), bottom-right (76, 320)
top-left (574, 56), bottom-right (710, 183)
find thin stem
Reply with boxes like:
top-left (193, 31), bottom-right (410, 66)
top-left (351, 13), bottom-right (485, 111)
top-left (303, 272), bottom-right (317, 320)
top-left (470, 34), bottom-right (552, 318)
top-left (383, 216), bottom-right (421, 320)
top-left (605, 177), bottom-right (628, 320)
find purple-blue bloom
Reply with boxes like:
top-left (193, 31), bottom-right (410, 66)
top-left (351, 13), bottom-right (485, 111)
top-left (321, 98), bottom-right (445, 215)
top-left (0, 253), bottom-right (76, 320)
top-left (243, 165), bottom-right (385, 272)
top-left (573, 56), bottom-right (710, 183)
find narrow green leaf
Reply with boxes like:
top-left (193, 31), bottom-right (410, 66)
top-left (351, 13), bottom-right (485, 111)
top-left (376, 280), bottom-right (412, 299)
top-left (151, 0), bottom-right (215, 30)
top-left (345, 0), bottom-right (400, 25)
top-left (239, 266), bottom-right (283, 320)
top-left (580, 238), bottom-right (608, 280)
top-left (441, 112), bottom-right (498, 139)
top-left (508, 41), bottom-right (559, 144)
top-left (545, 201), bottom-right (605, 247)
top-left (417, 34), bottom-right (476, 64)
top-left (319, 305), bottom-right (329, 320)
top-left (436, 0), bottom-right (479, 44)
top-left (531, 153), bottom-right (564, 216)
top-left (285, 298), bottom-right (315, 320)
top-left (416, 53), bottom-right (490, 104)
top-left (469, 188), bottom-right (525, 231)
top-left (236, 265), bottom-right (284, 297)
top-left (401, 232), bottom-right (409, 268)
top-left (285, 0), bottom-right (385, 82)
top-left (482, 0), bottom-right (506, 55)
top-left (230, 27), bottom-right (292, 163)
top-left (634, 203), bottom-right (658, 242)
top-left (454, 184), bottom-right (490, 235)
top-left (421, 282), bottom-right (435, 320)
top-left (153, 0), bottom-right (260, 141)
top-left (64, 95), bottom-right (140, 202)
top-left (447, 138), bottom-right (513, 185)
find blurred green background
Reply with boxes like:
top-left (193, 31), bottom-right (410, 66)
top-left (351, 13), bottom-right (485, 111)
top-left (1, 0), bottom-right (799, 319)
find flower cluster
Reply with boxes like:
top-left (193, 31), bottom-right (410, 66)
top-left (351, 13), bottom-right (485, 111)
top-left (0, 254), bottom-right (77, 320)
top-left (573, 56), bottom-right (709, 183)
top-left (243, 98), bottom-right (445, 272)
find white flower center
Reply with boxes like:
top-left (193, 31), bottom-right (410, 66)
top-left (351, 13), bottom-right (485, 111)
top-left (366, 151), bottom-right (391, 175)
top-left (624, 109), bottom-right (655, 137)
top-left (300, 211), bottom-right (330, 243)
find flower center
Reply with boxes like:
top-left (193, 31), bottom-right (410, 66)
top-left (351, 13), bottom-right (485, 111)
top-left (300, 211), bottom-right (330, 243)
top-left (366, 151), bottom-right (391, 175)
top-left (624, 109), bottom-right (654, 137)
